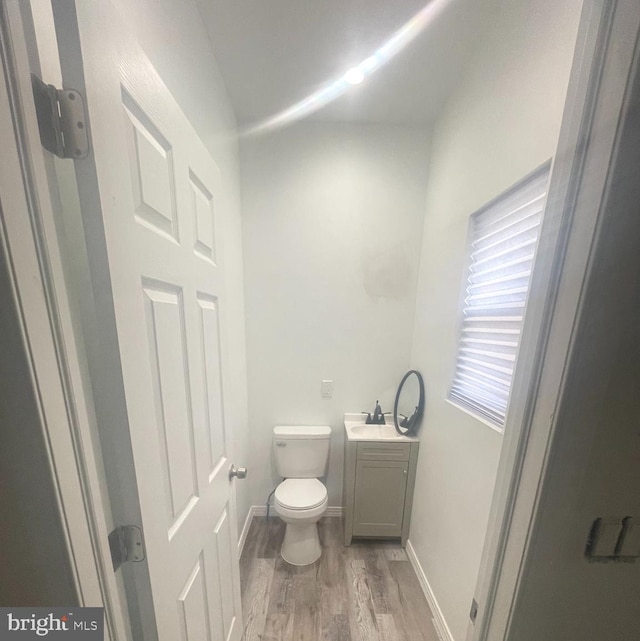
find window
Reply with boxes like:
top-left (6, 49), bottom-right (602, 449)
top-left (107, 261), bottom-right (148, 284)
top-left (449, 163), bottom-right (551, 427)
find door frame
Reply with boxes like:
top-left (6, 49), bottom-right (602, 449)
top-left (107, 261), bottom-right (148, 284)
top-left (0, 0), bottom-right (130, 638)
top-left (469, 0), bottom-right (640, 639)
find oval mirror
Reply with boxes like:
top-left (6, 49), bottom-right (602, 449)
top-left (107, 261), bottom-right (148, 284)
top-left (393, 370), bottom-right (425, 436)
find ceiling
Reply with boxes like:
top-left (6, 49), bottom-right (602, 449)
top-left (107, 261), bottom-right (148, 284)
top-left (197, 0), bottom-right (502, 130)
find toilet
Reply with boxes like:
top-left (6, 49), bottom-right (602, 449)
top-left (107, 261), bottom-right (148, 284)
top-left (272, 425), bottom-right (331, 565)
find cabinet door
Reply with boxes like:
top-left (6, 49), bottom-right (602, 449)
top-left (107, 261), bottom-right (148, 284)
top-left (352, 460), bottom-right (408, 537)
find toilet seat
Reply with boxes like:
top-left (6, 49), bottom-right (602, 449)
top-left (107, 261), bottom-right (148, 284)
top-left (274, 478), bottom-right (327, 510)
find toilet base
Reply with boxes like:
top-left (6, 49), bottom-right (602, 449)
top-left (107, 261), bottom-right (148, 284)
top-left (281, 522), bottom-right (321, 566)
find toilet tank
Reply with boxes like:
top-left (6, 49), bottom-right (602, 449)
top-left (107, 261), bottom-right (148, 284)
top-left (273, 425), bottom-right (331, 478)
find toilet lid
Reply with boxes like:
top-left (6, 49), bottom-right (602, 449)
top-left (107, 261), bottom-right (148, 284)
top-left (274, 478), bottom-right (327, 510)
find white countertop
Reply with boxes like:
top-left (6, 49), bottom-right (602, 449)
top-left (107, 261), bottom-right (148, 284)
top-left (343, 413), bottom-right (420, 442)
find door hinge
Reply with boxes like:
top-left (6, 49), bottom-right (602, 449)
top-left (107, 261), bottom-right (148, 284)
top-left (31, 74), bottom-right (89, 159)
top-left (108, 525), bottom-right (145, 572)
top-left (469, 598), bottom-right (479, 624)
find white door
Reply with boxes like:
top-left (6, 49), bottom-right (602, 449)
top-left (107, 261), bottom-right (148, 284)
top-left (52, 2), bottom-right (243, 640)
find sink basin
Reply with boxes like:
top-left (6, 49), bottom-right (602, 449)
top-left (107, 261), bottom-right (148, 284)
top-left (344, 415), bottom-right (419, 442)
top-left (349, 424), bottom-right (396, 438)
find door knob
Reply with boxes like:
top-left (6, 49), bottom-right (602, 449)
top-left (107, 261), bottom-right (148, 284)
top-left (229, 465), bottom-right (248, 480)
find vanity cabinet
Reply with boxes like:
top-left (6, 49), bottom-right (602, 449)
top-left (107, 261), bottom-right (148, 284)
top-left (343, 439), bottom-right (419, 547)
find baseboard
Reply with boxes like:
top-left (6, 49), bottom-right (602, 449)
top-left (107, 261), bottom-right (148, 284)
top-left (237, 506), bottom-right (254, 555)
top-left (406, 540), bottom-right (455, 641)
top-left (238, 505), bottom-right (343, 556)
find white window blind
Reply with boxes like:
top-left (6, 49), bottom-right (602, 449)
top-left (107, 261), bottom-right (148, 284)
top-left (449, 164), bottom-right (551, 427)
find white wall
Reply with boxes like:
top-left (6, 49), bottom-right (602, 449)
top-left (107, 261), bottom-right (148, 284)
top-left (109, 0), bottom-right (251, 530)
top-left (408, 0), bottom-right (583, 639)
top-left (240, 122), bottom-right (431, 507)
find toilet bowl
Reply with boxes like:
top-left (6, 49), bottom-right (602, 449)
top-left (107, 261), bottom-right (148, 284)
top-left (272, 425), bottom-right (332, 566)
top-left (273, 478), bottom-right (328, 565)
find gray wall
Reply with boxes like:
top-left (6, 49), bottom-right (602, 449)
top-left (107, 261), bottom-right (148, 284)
top-left (408, 0), bottom-right (584, 638)
top-left (240, 122), bottom-right (431, 507)
top-left (0, 243), bottom-right (77, 606)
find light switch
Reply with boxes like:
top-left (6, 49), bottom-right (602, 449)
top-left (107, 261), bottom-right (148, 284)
top-left (321, 379), bottom-right (333, 399)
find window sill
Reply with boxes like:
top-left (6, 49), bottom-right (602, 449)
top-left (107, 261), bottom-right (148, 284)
top-left (445, 398), bottom-right (504, 435)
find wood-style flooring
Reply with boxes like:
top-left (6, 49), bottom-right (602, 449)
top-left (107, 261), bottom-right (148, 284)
top-left (240, 516), bottom-right (440, 641)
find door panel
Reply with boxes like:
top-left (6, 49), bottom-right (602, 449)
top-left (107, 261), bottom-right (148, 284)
top-left (213, 509), bottom-right (235, 639)
top-left (190, 172), bottom-right (216, 263)
top-left (143, 282), bottom-right (199, 529)
top-left (123, 93), bottom-right (178, 242)
top-left (53, 1), bottom-right (243, 639)
top-left (178, 555), bottom-right (212, 641)
top-left (197, 295), bottom-right (227, 478)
